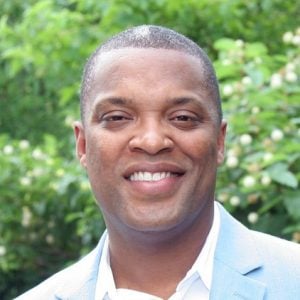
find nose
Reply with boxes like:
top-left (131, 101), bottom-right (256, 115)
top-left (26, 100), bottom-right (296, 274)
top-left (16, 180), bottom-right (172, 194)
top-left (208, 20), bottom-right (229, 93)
top-left (128, 118), bottom-right (174, 155)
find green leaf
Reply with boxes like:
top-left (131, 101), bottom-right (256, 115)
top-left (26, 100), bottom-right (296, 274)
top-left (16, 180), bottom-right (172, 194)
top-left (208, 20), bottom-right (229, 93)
top-left (245, 42), bottom-right (268, 58)
top-left (283, 191), bottom-right (300, 219)
top-left (213, 38), bottom-right (235, 51)
top-left (267, 163), bottom-right (298, 188)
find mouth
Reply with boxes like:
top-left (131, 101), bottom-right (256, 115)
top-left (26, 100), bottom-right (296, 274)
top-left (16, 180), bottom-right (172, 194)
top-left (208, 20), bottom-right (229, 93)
top-left (122, 163), bottom-right (186, 195)
top-left (127, 171), bottom-right (182, 182)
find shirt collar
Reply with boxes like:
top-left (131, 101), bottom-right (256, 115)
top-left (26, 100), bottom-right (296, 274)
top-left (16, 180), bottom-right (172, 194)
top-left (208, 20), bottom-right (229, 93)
top-left (95, 202), bottom-right (220, 299)
top-left (177, 201), bottom-right (220, 291)
top-left (95, 234), bottom-right (116, 300)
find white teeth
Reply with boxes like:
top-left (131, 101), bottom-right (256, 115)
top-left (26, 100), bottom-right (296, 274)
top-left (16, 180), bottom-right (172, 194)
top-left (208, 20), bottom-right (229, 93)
top-left (129, 172), bottom-right (173, 182)
top-left (152, 173), bottom-right (161, 181)
top-left (144, 172), bottom-right (151, 181)
top-left (138, 171), bottom-right (144, 181)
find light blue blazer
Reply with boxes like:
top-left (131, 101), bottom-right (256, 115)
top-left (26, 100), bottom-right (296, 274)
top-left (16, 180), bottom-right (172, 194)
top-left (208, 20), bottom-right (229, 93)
top-left (16, 204), bottom-right (300, 299)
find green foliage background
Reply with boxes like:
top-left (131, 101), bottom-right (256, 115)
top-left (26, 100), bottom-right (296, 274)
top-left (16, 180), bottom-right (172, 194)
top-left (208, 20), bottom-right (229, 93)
top-left (0, 0), bottom-right (299, 298)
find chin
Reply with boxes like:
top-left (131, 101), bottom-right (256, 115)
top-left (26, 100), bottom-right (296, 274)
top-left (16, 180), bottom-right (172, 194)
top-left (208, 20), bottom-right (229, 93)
top-left (123, 209), bottom-right (191, 235)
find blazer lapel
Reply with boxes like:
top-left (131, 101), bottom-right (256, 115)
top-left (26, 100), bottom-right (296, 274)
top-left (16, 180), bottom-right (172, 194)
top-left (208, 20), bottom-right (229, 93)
top-left (210, 204), bottom-right (266, 300)
top-left (54, 232), bottom-right (107, 300)
top-left (210, 259), bottom-right (266, 300)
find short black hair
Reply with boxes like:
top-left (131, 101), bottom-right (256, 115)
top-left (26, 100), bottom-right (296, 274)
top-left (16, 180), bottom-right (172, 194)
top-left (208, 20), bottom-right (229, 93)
top-left (80, 25), bottom-right (222, 123)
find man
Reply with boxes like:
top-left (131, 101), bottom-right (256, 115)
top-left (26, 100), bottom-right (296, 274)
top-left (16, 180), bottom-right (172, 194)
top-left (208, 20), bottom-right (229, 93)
top-left (17, 25), bottom-right (300, 299)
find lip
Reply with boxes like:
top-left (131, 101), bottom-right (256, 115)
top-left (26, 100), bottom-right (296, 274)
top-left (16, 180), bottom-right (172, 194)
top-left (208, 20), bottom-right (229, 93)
top-left (123, 162), bottom-right (186, 179)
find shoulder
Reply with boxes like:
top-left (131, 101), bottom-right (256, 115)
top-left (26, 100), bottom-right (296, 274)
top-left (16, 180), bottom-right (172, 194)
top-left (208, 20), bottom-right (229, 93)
top-left (216, 202), bottom-right (300, 274)
top-left (217, 203), bottom-right (300, 266)
top-left (15, 233), bottom-right (106, 300)
top-left (248, 229), bottom-right (300, 297)
top-left (215, 204), bottom-right (300, 297)
top-left (251, 229), bottom-right (300, 268)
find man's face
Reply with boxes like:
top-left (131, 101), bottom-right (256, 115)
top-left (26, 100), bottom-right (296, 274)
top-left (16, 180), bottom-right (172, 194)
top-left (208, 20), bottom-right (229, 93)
top-left (75, 48), bottom-right (226, 234)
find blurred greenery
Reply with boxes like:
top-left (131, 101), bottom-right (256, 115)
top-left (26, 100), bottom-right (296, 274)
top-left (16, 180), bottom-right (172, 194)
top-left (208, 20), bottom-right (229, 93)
top-left (0, 0), bottom-right (299, 298)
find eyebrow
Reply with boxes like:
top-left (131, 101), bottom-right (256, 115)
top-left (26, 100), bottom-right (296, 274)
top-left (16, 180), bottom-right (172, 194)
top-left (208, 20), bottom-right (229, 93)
top-left (166, 96), bottom-right (207, 110)
top-left (92, 96), bottom-right (132, 112)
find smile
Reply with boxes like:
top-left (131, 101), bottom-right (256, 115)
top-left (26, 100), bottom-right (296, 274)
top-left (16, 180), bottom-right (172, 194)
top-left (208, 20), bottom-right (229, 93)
top-left (129, 171), bottom-right (179, 182)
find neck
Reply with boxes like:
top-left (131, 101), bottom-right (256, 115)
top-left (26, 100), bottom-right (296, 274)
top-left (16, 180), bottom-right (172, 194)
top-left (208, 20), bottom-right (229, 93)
top-left (106, 203), bottom-right (214, 298)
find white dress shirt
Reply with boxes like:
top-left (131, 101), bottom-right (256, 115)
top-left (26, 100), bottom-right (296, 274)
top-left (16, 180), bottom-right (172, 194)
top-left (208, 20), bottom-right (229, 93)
top-left (95, 202), bottom-right (220, 300)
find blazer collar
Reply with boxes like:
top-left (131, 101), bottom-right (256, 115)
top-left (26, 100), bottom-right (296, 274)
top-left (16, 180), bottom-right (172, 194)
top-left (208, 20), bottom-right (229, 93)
top-left (54, 231), bottom-right (107, 300)
top-left (210, 204), bottom-right (266, 300)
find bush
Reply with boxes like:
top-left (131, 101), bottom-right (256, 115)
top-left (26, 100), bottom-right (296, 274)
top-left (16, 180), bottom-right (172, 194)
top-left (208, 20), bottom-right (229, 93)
top-left (214, 29), bottom-right (300, 238)
top-left (0, 135), bottom-right (104, 298)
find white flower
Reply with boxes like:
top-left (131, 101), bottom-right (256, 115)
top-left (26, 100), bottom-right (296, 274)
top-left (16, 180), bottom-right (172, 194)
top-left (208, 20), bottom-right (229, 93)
top-left (261, 174), bottom-right (272, 186)
top-left (223, 84), bottom-right (234, 96)
top-left (227, 148), bottom-right (239, 157)
top-left (46, 234), bottom-right (54, 244)
top-left (263, 152), bottom-right (273, 162)
top-left (271, 129), bottom-right (284, 141)
top-left (240, 134), bottom-right (252, 145)
top-left (285, 71), bottom-right (297, 82)
top-left (227, 149), bottom-right (235, 157)
top-left (247, 212), bottom-right (259, 224)
top-left (0, 246), bottom-right (6, 256)
top-left (32, 148), bottom-right (46, 160)
top-left (270, 74), bottom-right (282, 88)
top-left (230, 196), bottom-right (240, 206)
top-left (32, 168), bottom-right (44, 177)
top-left (292, 35), bottom-right (300, 46)
top-left (222, 59), bottom-right (232, 66)
top-left (218, 193), bottom-right (229, 203)
top-left (243, 175), bottom-right (256, 188)
top-left (19, 140), bottom-right (30, 150)
top-left (235, 39), bottom-right (244, 47)
top-left (282, 31), bottom-right (293, 44)
top-left (3, 145), bottom-right (14, 155)
top-left (21, 206), bottom-right (32, 227)
top-left (286, 63), bottom-right (295, 71)
top-left (20, 177), bottom-right (31, 186)
top-left (251, 106), bottom-right (260, 114)
top-left (226, 156), bottom-right (239, 168)
top-left (242, 76), bottom-right (252, 85)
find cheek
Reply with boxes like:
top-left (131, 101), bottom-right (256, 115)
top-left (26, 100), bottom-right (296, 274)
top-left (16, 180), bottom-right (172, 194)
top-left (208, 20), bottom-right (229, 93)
top-left (180, 133), bottom-right (218, 163)
top-left (86, 135), bottom-right (112, 174)
top-left (85, 132), bottom-right (128, 177)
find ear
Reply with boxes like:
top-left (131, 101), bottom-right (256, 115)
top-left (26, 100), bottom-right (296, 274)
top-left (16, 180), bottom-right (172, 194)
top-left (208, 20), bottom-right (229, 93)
top-left (74, 121), bottom-right (87, 168)
top-left (217, 120), bottom-right (227, 166)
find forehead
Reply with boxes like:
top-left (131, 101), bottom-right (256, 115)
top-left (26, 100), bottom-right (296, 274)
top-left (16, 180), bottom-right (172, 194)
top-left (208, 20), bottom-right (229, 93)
top-left (90, 48), bottom-right (208, 95)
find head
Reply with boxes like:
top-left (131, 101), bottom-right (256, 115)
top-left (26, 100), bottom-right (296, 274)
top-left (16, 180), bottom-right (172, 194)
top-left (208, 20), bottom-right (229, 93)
top-left (75, 25), bottom-right (226, 238)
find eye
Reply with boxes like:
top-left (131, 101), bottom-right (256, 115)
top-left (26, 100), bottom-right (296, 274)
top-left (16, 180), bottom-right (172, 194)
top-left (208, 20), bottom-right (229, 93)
top-left (173, 115), bottom-right (196, 122)
top-left (169, 111), bottom-right (202, 129)
top-left (103, 115), bottom-right (129, 121)
top-left (99, 111), bottom-right (133, 129)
